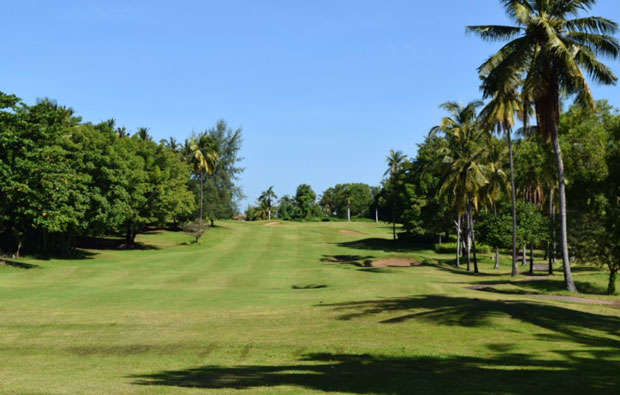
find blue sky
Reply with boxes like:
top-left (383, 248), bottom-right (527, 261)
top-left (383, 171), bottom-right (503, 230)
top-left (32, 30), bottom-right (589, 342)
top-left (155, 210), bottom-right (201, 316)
top-left (4, 0), bottom-right (620, 209)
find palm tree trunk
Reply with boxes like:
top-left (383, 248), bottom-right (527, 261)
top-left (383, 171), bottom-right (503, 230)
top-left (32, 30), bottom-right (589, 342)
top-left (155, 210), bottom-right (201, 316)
top-left (199, 173), bottom-right (204, 226)
top-left (466, 200), bottom-right (472, 272)
top-left (494, 248), bottom-right (499, 269)
top-left (455, 215), bottom-right (461, 268)
top-left (549, 187), bottom-right (555, 275)
top-left (375, 208), bottom-right (378, 223)
top-left (471, 210), bottom-right (479, 274)
top-left (347, 206), bottom-right (351, 222)
top-left (551, 123), bottom-right (577, 292)
top-left (507, 129), bottom-right (518, 277)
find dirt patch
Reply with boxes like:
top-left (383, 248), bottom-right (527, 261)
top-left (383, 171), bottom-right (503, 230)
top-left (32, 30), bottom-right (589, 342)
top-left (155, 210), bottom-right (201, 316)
top-left (265, 222), bottom-right (281, 226)
top-left (370, 258), bottom-right (421, 268)
top-left (340, 229), bottom-right (364, 235)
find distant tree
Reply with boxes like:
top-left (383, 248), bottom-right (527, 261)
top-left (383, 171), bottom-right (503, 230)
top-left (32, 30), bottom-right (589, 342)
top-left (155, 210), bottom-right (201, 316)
top-left (294, 184), bottom-right (318, 219)
top-left (384, 150), bottom-right (407, 241)
top-left (259, 186), bottom-right (277, 221)
top-left (189, 133), bottom-right (218, 226)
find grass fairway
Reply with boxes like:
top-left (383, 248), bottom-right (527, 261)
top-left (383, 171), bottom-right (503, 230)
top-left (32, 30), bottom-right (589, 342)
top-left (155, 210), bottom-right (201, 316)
top-left (1, 221), bottom-right (619, 394)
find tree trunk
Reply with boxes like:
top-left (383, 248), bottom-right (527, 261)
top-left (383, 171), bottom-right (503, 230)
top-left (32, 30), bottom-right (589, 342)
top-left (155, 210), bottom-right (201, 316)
top-left (455, 215), bottom-right (461, 268)
top-left (549, 188), bottom-right (556, 274)
top-left (392, 204), bottom-right (396, 242)
top-left (529, 242), bottom-right (534, 275)
top-left (494, 248), bottom-right (499, 269)
top-left (199, 173), bottom-right (204, 226)
top-left (375, 208), bottom-right (378, 223)
top-left (347, 206), bottom-right (351, 222)
top-left (551, 122), bottom-right (577, 292)
top-left (608, 269), bottom-right (617, 295)
top-left (268, 208), bottom-right (271, 221)
top-left (469, 203), bottom-right (479, 274)
top-left (507, 129), bottom-right (518, 277)
top-left (126, 225), bottom-right (136, 247)
top-left (465, 200), bottom-right (472, 272)
top-left (15, 239), bottom-right (22, 259)
top-left (522, 245), bottom-right (527, 266)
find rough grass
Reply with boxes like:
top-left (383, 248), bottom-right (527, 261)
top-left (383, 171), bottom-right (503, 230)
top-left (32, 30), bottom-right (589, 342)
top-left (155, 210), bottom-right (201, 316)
top-left (0, 221), bottom-right (619, 394)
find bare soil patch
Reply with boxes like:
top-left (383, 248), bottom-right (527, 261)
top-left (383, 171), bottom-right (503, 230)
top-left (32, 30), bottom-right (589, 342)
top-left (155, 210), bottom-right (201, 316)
top-left (370, 257), bottom-right (421, 268)
top-left (265, 222), bottom-right (281, 226)
top-left (340, 229), bottom-right (364, 235)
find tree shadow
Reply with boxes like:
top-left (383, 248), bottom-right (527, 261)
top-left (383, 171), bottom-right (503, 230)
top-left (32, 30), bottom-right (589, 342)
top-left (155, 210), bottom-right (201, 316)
top-left (129, 350), bottom-right (620, 394)
top-left (292, 284), bottom-right (328, 289)
top-left (334, 238), bottom-right (418, 253)
top-left (322, 295), bottom-right (620, 348)
top-left (0, 259), bottom-right (42, 269)
top-left (470, 278), bottom-right (608, 296)
top-left (320, 255), bottom-right (374, 268)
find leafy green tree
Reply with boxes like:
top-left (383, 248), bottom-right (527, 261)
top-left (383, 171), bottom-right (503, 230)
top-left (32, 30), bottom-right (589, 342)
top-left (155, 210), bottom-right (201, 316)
top-left (199, 120), bottom-right (244, 224)
top-left (276, 195), bottom-right (295, 220)
top-left (468, 0), bottom-right (619, 292)
top-left (294, 184), bottom-right (318, 219)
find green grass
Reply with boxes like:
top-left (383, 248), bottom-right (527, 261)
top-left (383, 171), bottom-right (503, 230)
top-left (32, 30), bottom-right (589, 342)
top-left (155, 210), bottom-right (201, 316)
top-left (1, 221), bottom-right (619, 394)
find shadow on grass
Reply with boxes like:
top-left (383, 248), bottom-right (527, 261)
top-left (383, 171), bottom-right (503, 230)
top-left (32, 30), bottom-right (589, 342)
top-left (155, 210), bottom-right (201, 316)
top-left (471, 278), bottom-right (609, 296)
top-left (323, 295), bottom-right (620, 348)
top-left (334, 238), bottom-right (418, 253)
top-left (130, 350), bottom-right (620, 394)
top-left (321, 255), bottom-right (374, 268)
top-left (292, 284), bottom-right (328, 289)
top-left (0, 259), bottom-right (42, 269)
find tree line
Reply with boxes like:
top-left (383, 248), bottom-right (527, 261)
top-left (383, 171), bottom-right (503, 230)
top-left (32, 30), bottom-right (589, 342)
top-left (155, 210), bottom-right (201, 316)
top-left (0, 92), bottom-right (243, 257)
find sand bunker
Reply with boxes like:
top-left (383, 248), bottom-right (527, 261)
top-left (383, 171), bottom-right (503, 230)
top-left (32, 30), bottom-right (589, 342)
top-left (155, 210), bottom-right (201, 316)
top-left (370, 258), bottom-right (421, 268)
top-left (340, 229), bottom-right (364, 235)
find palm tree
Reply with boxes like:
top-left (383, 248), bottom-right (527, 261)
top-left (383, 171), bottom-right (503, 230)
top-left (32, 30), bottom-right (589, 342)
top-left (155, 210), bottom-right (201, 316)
top-left (384, 150), bottom-right (407, 241)
top-left (259, 186), bottom-right (278, 221)
top-left (479, 135), bottom-right (509, 269)
top-left (467, 0), bottom-right (619, 292)
top-left (189, 133), bottom-right (218, 226)
top-left (431, 101), bottom-right (488, 273)
top-left (480, 89), bottom-right (522, 276)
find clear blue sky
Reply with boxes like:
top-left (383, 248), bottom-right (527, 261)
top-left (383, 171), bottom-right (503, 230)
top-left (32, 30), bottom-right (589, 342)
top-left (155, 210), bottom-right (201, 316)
top-left (4, 1), bottom-right (619, 209)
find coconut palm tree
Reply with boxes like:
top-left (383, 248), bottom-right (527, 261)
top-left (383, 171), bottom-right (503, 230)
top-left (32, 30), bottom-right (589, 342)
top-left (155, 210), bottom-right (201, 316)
top-left (480, 89), bottom-right (522, 276)
top-left (431, 101), bottom-right (488, 273)
top-left (479, 135), bottom-right (509, 269)
top-left (467, 0), bottom-right (619, 292)
top-left (259, 186), bottom-right (278, 221)
top-left (189, 133), bottom-right (218, 226)
top-left (384, 150), bottom-right (407, 241)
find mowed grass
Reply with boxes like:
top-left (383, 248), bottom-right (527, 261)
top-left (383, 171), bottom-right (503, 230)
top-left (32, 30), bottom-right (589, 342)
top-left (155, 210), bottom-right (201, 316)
top-left (1, 221), bottom-right (619, 394)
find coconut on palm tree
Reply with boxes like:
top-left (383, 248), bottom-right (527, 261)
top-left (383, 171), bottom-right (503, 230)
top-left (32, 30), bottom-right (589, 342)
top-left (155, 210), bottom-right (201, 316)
top-left (467, 0), bottom-right (619, 292)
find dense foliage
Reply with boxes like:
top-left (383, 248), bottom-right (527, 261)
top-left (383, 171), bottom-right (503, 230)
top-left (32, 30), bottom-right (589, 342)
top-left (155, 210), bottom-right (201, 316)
top-left (0, 91), bottom-right (243, 256)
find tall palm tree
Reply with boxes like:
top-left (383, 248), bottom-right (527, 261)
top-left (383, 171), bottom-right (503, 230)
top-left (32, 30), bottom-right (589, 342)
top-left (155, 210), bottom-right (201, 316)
top-left (384, 150), bottom-right (407, 241)
top-left (259, 186), bottom-right (277, 221)
top-left (479, 136), bottom-right (509, 269)
top-left (189, 133), bottom-right (218, 226)
top-left (431, 101), bottom-right (488, 273)
top-left (480, 89), bottom-right (522, 276)
top-left (467, 0), bottom-right (619, 292)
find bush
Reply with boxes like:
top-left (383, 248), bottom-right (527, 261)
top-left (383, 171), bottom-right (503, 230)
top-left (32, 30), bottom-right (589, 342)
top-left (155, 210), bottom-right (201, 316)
top-left (434, 242), bottom-right (492, 254)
